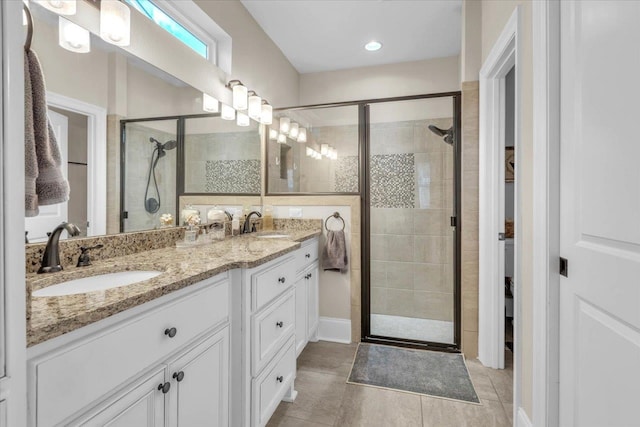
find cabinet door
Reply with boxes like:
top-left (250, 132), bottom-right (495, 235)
top-left (294, 275), bottom-right (308, 356)
top-left (0, 400), bottom-right (6, 427)
top-left (168, 327), bottom-right (229, 427)
top-left (74, 367), bottom-right (166, 427)
top-left (307, 262), bottom-right (319, 341)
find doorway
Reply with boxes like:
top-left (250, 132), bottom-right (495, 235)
top-left (362, 93), bottom-right (462, 352)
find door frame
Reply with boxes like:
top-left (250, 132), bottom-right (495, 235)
top-left (478, 7), bottom-right (521, 368)
top-left (46, 92), bottom-right (107, 237)
top-left (532, 1), bottom-right (561, 426)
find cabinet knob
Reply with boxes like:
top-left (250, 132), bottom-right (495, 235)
top-left (305, 253), bottom-right (311, 258)
top-left (276, 321), bottom-right (284, 328)
top-left (305, 273), bottom-right (311, 279)
top-left (278, 277), bottom-right (286, 284)
top-left (173, 371), bottom-right (185, 382)
top-left (276, 376), bottom-right (284, 383)
top-left (164, 327), bottom-right (177, 338)
top-left (158, 382), bottom-right (171, 394)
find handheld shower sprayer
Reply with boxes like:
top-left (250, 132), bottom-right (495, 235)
top-left (144, 137), bottom-right (178, 214)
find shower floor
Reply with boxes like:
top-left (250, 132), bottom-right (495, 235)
top-left (370, 314), bottom-right (454, 344)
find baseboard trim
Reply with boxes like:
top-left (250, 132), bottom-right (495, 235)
top-left (317, 317), bottom-right (351, 344)
top-left (516, 407), bottom-right (532, 427)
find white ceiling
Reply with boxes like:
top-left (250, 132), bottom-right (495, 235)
top-left (240, 0), bottom-right (462, 74)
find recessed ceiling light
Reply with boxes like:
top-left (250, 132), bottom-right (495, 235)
top-left (364, 41), bottom-right (382, 51)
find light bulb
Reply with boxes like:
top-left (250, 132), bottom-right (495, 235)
top-left (202, 93), bottom-right (219, 113)
top-left (306, 147), bottom-right (312, 157)
top-left (261, 104), bottom-right (273, 125)
top-left (35, 0), bottom-right (76, 15)
top-left (297, 127), bottom-right (307, 143)
top-left (279, 117), bottom-right (290, 134)
top-left (100, 0), bottom-right (130, 46)
top-left (237, 112), bottom-right (250, 127)
top-left (289, 122), bottom-right (299, 139)
top-left (247, 94), bottom-right (262, 120)
top-left (232, 84), bottom-right (247, 110)
top-left (58, 16), bottom-right (90, 53)
top-left (221, 104), bottom-right (235, 120)
top-left (321, 144), bottom-right (329, 156)
top-left (278, 133), bottom-right (287, 144)
top-left (269, 129), bottom-right (279, 140)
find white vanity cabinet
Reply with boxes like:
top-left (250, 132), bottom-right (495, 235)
top-left (234, 253), bottom-right (298, 427)
top-left (27, 273), bottom-right (230, 427)
top-left (293, 238), bottom-right (320, 356)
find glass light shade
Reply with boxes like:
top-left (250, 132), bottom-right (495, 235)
top-left (306, 147), bottom-right (312, 157)
top-left (279, 117), bottom-right (290, 134)
top-left (315, 151), bottom-right (322, 160)
top-left (100, 0), bottom-right (130, 46)
top-left (237, 112), bottom-right (250, 127)
top-left (289, 122), bottom-right (299, 139)
top-left (58, 17), bottom-right (90, 53)
top-left (269, 128), bottom-right (279, 141)
top-left (247, 94), bottom-right (262, 120)
top-left (232, 84), bottom-right (248, 110)
top-left (221, 104), bottom-right (235, 120)
top-left (321, 144), bottom-right (329, 156)
top-left (297, 127), bottom-right (307, 143)
top-left (331, 148), bottom-right (338, 160)
top-left (261, 104), bottom-right (273, 125)
top-left (277, 133), bottom-right (287, 144)
top-left (202, 93), bottom-right (219, 113)
top-left (35, 0), bottom-right (76, 15)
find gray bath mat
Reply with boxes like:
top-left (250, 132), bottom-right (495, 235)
top-left (347, 343), bottom-right (480, 404)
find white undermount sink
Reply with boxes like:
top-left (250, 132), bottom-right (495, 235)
top-left (255, 231), bottom-right (292, 239)
top-left (32, 271), bottom-right (164, 297)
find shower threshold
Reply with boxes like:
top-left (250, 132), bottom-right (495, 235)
top-left (370, 314), bottom-right (454, 344)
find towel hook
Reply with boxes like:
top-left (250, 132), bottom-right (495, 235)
top-left (24, 4), bottom-right (33, 51)
top-left (325, 212), bottom-right (345, 232)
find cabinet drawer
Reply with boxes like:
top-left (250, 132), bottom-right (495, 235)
top-left (252, 337), bottom-right (296, 427)
top-left (251, 291), bottom-right (295, 375)
top-left (35, 276), bottom-right (229, 427)
top-left (252, 256), bottom-right (295, 311)
top-left (295, 239), bottom-right (319, 272)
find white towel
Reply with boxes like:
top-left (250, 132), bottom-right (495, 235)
top-left (25, 48), bottom-right (69, 217)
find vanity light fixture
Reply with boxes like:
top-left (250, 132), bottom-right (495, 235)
top-left (247, 91), bottom-right (262, 121)
top-left (320, 143), bottom-right (329, 156)
top-left (306, 147), bottom-right (312, 157)
top-left (58, 16), bottom-right (90, 53)
top-left (202, 93), bottom-right (219, 113)
top-left (227, 80), bottom-right (248, 111)
top-left (365, 40), bottom-right (382, 51)
top-left (261, 101), bottom-right (273, 125)
top-left (297, 127), bottom-right (307, 143)
top-left (100, 0), bottom-right (131, 46)
top-left (279, 117), bottom-right (291, 134)
top-left (289, 122), bottom-right (299, 139)
top-left (35, 0), bottom-right (76, 15)
top-left (221, 104), bottom-right (235, 120)
top-left (237, 112), bottom-right (250, 127)
top-left (269, 128), bottom-right (279, 141)
top-left (277, 133), bottom-right (287, 144)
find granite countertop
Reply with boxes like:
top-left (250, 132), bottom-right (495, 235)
top-left (27, 229), bottom-right (321, 347)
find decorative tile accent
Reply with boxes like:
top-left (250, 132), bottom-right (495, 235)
top-left (335, 156), bottom-right (359, 193)
top-left (205, 159), bottom-right (260, 194)
top-left (370, 154), bottom-right (415, 208)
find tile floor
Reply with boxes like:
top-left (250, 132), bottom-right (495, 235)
top-left (268, 341), bottom-right (513, 427)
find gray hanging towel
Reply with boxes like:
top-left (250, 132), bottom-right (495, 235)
top-left (24, 48), bottom-right (69, 217)
top-left (322, 230), bottom-right (348, 272)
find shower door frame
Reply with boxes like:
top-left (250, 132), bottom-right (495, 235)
top-left (361, 92), bottom-right (463, 353)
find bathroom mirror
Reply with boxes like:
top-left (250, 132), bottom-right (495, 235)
top-left (24, 2), bottom-right (251, 240)
top-left (266, 105), bottom-right (360, 194)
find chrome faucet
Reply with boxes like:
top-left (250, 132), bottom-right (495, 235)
top-left (38, 222), bottom-right (81, 274)
top-left (242, 211), bottom-right (262, 234)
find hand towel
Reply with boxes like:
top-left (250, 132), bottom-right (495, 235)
top-left (25, 48), bottom-right (69, 217)
top-left (322, 230), bottom-right (348, 272)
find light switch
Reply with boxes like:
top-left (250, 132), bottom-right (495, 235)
top-left (289, 208), bottom-right (303, 218)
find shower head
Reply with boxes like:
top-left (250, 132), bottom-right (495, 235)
top-left (149, 137), bottom-right (178, 151)
top-left (428, 125), bottom-right (454, 145)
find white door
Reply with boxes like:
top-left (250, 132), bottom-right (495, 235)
top-left (559, 2), bottom-right (640, 426)
top-left (24, 109), bottom-right (68, 242)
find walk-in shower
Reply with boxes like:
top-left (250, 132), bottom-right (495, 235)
top-left (144, 137), bottom-right (177, 213)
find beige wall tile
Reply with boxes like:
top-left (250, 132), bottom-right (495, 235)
top-left (371, 287), bottom-right (387, 314)
top-left (351, 304), bottom-right (361, 343)
top-left (385, 262), bottom-right (414, 290)
top-left (463, 291), bottom-right (479, 332)
top-left (413, 209), bottom-right (445, 236)
top-left (386, 289), bottom-right (415, 317)
top-left (350, 269), bottom-right (361, 307)
top-left (463, 330), bottom-right (479, 359)
top-left (413, 263), bottom-right (447, 293)
top-left (370, 260), bottom-right (387, 288)
top-left (414, 235), bottom-right (446, 264)
top-left (414, 291), bottom-right (454, 321)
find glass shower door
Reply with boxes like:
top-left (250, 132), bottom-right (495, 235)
top-left (122, 119), bottom-right (179, 232)
top-left (367, 96), bottom-right (458, 347)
